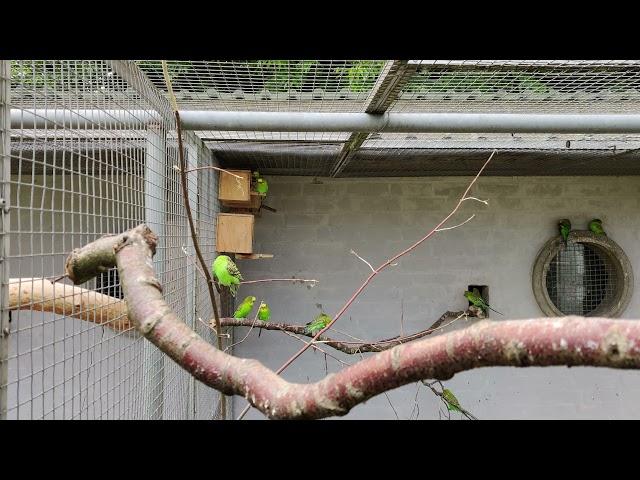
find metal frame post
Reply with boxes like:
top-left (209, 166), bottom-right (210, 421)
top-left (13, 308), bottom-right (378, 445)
top-left (0, 61), bottom-right (10, 420)
top-left (185, 134), bottom-right (198, 420)
top-left (143, 123), bottom-right (166, 420)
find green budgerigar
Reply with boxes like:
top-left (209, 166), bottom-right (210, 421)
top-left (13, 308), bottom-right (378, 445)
top-left (304, 312), bottom-right (332, 335)
top-left (589, 218), bottom-right (607, 236)
top-left (256, 177), bottom-right (268, 195)
top-left (212, 255), bottom-right (243, 297)
top-left (558, 219), bottom-right (571, 246)
top-left (233, 296), bottom-right (256, 319)
top-left (442, 389), bottom-right (462, 413)
top-left (257, 301), bottom-right (271, 322)
top-left (464, 288), bottom-right (503, 316)
top-left (257, 301), bottom-right (271, 338)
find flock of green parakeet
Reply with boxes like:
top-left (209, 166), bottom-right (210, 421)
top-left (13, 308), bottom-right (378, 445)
top-left (558, 218), bottom-right (607, 246)
top-left (461, 218), bottom-right (608, 317)
top-left (212, 253), bottom-right (332, 336)
top-left (211, 213), bottom-right (609, 342)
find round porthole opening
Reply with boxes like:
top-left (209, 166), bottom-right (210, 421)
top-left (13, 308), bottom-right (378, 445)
top-left (532, 231), bottom-right (633, 317)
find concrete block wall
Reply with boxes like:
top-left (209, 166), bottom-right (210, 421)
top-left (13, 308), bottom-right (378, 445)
top-left (233, 175), bottom-right (640, 419)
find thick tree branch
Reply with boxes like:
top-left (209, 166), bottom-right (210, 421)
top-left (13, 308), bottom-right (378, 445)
top-left (219, 310), bottom-right (467, 354)
top-left (60, 223), bottom-right (640, 420)
top-left (8, 278), bottom-right (132, 332)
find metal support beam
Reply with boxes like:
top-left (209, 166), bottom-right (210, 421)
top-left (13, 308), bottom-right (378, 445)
top-left (0, 61), bottom-right (10, 420)
top-left (179, 111), bottom-right (640, 134)
top-left (189, 111), bottom-right (640, 134)
top-left (12, 109), bottom-right (640, 135)
top-left (10, 109), bottom-right (158, 129)
top-left (143, 123), bottom-right (166, 420)
top-left (331, 60), bottom-right (417, 177)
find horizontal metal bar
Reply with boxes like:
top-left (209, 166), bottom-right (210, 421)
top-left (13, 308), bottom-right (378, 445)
top-left (10, 109), bottom-right (159, 129)
top-left (11, 109), bottom-right (640, 134)
top-left (180, 111), bottom-right (640, 134)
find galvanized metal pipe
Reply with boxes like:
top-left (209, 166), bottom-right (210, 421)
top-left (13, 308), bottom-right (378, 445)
top-left (179, 111), bottom-right (640, 134)
top-left (10, 109), bottom-right (159, 129)
top-left (11, 109), bottom-right (640, 134)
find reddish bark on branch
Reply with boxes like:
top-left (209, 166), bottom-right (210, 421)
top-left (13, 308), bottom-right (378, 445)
top-left (60, 223), bottom-right (640, 419)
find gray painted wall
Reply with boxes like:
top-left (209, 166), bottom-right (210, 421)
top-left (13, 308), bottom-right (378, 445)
top-left (232, 175), bottom-right (640, 419)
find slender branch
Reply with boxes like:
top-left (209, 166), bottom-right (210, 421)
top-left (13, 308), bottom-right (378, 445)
top-left (435, 214), bottom-right (476, 232)
top-left (240, 278), bottom-right (319, 285)
top-left (174, 164), bottom-right (244, 179)
top-left (462, 196), bottom-right (489, 205)
top-left (62, 223), bottom-right (640, 420)
top-left (162, 61), bottom-right (226, 418)
top-left (218, 310), bottom-right (467, 355)
top-left (350, 249), bottom-right (375, 273)
top-left (236, 149), bottom-right (497, 419)
top-left (182, 244), bottom-right (208, 281)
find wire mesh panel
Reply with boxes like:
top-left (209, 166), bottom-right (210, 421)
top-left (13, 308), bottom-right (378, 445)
top-left (136, 60), bottom-right (387, 112)
top-left (135, 60), bottom-right (640, 177)
top-left (393, 60), bottom-right (640, 114)
top-left (1, 60), bottom-right (223, 419)
top-left (546, 243), bottom-right (618, 316)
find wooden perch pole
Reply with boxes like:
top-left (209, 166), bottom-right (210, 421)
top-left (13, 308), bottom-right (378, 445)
top-left (57, 223), bottom-right (640, 420)
top-left (8, 278), bottom-right (131, 332)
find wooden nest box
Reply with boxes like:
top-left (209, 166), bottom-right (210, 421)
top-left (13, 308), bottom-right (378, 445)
top-left (218, 169), bottom-right (264, 211)
top-left (216, 213), bottom-right (254, 254)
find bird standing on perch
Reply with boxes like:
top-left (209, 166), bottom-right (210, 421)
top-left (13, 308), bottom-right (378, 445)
top-left (257, 301), bottom-right (271, 338)
top-left (589, 218), bottom-right (607, 236)
top-left (212, 255), bottom-right (243, 297)
top-left (304, 312), bottom-right (332, 335)
top-left (233, 296), bottom-right (256, 319)
top-left (464, 289), bottom-right (503, 316)
top-left (256, 177), bottom-right (268, 195)
top-left (558, 219), bottom-right (572, 246)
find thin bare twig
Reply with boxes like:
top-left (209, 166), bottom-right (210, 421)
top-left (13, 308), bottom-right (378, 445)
top-left (182, 244), bottom-right (208, 280)
top-left (435, 214), bottom-right (476, 232)
top-left (237, 150), bottom-right (496, 419)
top-left (240, 278), bottom-right (319, 285)
top-left (350, 249), bottom-right (375, 273)
top-left (174, 164), bottom-right (243, 179)
top-left (224, 309), bottom-right (260, 353)
top-left (162, 60), bottom-right (226, 418)
top-left (462, 196), bottom-right (489, 205)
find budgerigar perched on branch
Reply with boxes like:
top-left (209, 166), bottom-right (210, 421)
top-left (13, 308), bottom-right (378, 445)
top-left (257, 301), bottom-right (271, 338)
top-left (258, 302), bottom-right (271, 322)
top-left (442, 389), bottom-right (463, 413)
top-left (464, 288), bottom-right (503, 316)
top-left (233, 296), bottom-right (256, 319)
top-left (589, 218), bottom-right (606, 236)
top-left (558, 219), bottom-right (571, 246)
top-left (256, 177), bottom-right (268, 195)
top-left (212, 255), bottom-right (243, 297)
top-left (304, 312), bottom-right (332, 335)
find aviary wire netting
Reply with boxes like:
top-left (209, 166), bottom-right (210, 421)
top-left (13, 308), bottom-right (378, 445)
top-left (0, 60), bottom-right (230, 419)
top-left (546, 243), bottom-right (618, 316)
